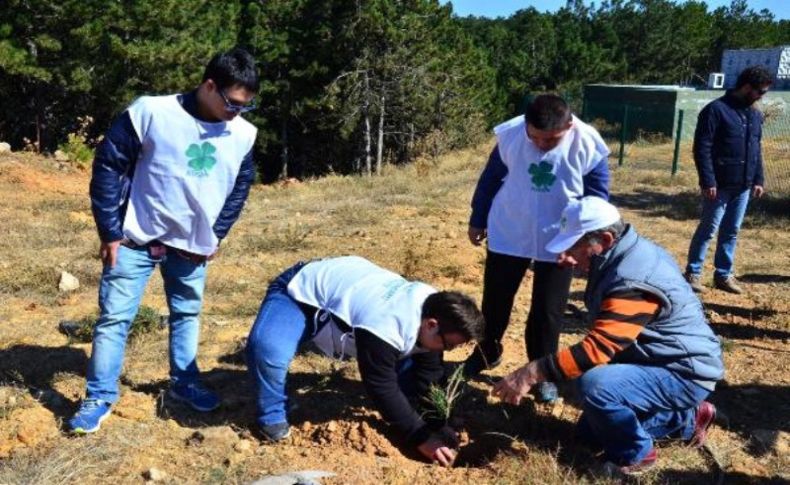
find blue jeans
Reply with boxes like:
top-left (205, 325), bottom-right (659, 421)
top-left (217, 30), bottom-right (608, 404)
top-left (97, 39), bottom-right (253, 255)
top-left (686, 187), bottom-right (750, 279)
top-left (246, 262), bottom-right (414, 427)
top-left (247, 262), bottom-right (318, 427)
top-left (86, 245), bottom-right (207, 403)
top-left (575, 364), bottom-right (710, 465)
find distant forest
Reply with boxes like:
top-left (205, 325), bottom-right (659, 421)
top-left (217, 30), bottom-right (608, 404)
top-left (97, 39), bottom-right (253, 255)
top-left (1, 0), bottom-right (788, 180)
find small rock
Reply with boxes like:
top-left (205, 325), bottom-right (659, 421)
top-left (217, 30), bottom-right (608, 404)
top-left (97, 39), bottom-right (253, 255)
top-left (54, 150), bottom-right (69, 162)
top-left (188, 426), bottom-right (239, 447)
top-left (444, 231), bottom-right (457, 239)
top-left (58, 271), bottom-right (80, 292)
top-left (0, 142), bottom-right (11, 154)
top-left (142, 467), bottom-right (166, 482)
top-left (249, 470), bottom-right (336, 485)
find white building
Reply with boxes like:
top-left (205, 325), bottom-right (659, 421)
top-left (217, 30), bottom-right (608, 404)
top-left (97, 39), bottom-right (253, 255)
top-left (721, 46), bottom-right (790, 90)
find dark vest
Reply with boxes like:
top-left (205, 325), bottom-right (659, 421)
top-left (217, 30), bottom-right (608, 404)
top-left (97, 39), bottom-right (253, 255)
top-left (585, 225), bottom-right (724, 390)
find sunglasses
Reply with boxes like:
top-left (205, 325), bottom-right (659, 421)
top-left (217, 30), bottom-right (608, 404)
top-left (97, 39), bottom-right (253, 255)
top-left (218, 89), bottom-right (257, 114)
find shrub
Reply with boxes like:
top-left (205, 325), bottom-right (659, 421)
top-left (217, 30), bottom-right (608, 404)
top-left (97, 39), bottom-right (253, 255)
top-left (60, 305), bottom-right (162, 343)
top-left (57, 116), bottom-right (96, 167)
top-left (58, 133), bottom-right (94, 167)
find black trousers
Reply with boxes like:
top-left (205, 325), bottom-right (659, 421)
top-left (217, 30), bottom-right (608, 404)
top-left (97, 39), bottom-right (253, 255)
top-left (479, 250), bottom-right (573, 362)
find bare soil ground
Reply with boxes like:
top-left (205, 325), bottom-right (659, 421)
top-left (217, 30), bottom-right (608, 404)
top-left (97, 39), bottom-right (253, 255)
top-left (0, 144), bottom-right (788, 484)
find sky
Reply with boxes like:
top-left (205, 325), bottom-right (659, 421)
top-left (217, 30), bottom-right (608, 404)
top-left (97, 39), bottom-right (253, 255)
top-left (440, 0), bottom-right (790, 20)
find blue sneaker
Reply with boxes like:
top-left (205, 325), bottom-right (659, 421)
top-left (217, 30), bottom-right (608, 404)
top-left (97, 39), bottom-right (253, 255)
top-left (168, 382), bottom-right (220, 412)
top-left (535, 382), bottom-right (559, 403)
top-left (69, 399), bottom-right (112, 434)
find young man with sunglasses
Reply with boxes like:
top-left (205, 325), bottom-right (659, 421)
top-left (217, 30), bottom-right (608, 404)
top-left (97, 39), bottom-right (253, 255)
top-left (69, 48), bottom-right (259, 434)
top-left (685, 65), bottom-right (771, 295)
top-left (464, 94), bottom-right (610, 403)
top-left (246, 256), bottom-right (484, 466)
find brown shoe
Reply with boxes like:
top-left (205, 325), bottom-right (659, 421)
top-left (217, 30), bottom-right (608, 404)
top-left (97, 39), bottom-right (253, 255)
top-left (714, 275), bottom-right (743, 294)
top-left (684, 272), bottom-right (705, 293)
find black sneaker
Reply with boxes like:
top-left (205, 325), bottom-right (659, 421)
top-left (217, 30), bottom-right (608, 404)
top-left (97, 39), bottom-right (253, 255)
top-left (260, 422), bottom-right (291, 443)
top-left (462, 343), bottom-right (503, 378)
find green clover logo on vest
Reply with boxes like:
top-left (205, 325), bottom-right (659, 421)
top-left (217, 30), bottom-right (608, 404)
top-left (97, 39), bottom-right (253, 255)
top-left (185, 141), bottom-right (217, 177)
top-left (528, 160), bottom-right (556, 192)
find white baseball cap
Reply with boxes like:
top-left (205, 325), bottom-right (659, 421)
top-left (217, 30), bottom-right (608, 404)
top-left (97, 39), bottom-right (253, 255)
top-left (545, 196), bottom-right (621, 254)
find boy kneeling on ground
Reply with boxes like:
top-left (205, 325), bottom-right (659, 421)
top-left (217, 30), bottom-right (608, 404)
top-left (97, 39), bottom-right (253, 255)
top-left (246, 256), bottom-right (484, 466)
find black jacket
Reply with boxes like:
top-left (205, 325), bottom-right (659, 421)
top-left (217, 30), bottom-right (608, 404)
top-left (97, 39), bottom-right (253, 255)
top-left (693, 91), bottom-right (765, 190)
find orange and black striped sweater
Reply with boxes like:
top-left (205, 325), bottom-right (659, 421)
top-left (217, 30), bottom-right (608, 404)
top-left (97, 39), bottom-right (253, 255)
top-left (540, 289), bottom-right (662, 381)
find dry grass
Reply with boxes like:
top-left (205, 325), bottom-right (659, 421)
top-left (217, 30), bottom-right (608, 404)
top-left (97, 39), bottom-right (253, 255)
top-left (0, 141), bottom-right (788, 484)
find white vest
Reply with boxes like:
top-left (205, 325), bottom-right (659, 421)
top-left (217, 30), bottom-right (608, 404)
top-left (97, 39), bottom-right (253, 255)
top-left (123, 95), bottom-right (257, 255)
top-left (287, 256), bottom-right (436, 359)
top-left (487, 115), bottom-right (609, 261)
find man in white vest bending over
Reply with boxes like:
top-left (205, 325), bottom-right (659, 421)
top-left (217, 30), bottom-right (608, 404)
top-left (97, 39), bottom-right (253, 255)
top-left (246, 256), bottom-right (485, 467)
top-left (70, 48), bottom-right (259, 434)
top-left (464, 94), bottom-right (610, 404)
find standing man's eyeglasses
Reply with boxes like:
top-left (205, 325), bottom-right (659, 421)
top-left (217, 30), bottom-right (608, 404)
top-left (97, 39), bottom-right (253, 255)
top-left (218, 89), bottom-right (257, 114)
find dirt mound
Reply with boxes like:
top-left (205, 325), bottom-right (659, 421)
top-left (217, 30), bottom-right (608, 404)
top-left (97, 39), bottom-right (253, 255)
top-left (295, 419), bottom-right (400, 458)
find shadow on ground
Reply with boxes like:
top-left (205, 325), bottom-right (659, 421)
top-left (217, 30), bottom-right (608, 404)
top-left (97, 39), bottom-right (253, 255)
top-left (611, 189), bottom-right (701, 221)
top-left (0, 344), bottom-right (87, 422)
top-left (710, 383), bottom-right (790, 458)
top-left (611, 190), bottom-right (790, 225)
top-left (739, 273), bottom-right (790, 284)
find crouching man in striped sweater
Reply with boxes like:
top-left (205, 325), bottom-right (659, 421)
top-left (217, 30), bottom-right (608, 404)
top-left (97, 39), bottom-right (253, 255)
top-left (493, 196), bottom-right (724, 477)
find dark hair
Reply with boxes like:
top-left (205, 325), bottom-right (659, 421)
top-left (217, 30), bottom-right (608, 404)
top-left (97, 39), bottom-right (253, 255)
top-left (525, 94), bottom-right (572, 131)
top-left (202, 47), bottom-right (260, 92)
top-left (422, 291), bottom-right (484, 342)
top-left (735, 65), bottom-right (773, 90)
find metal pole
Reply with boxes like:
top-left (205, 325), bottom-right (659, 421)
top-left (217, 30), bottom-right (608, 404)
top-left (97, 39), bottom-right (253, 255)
top-left (618, 105), bottom-right (629, 166)
top-left (672, 110), bottom-right (684, 177)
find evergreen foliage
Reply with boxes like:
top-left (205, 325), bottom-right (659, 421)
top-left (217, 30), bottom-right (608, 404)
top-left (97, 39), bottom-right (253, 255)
top-left (0, 0), bottom-right (787, 178)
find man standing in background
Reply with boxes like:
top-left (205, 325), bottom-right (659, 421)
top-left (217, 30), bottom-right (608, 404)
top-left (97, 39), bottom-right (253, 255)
top-left (464, 94), bottom-right (610, 403)
top-left (69, 48), bottom-right (259, 434)
top-left (685, 65), bottom-right (770, 294)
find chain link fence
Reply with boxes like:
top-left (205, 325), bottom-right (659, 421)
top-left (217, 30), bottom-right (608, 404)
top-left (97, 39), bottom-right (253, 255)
top-left (580, 99), bottom-right (790, 198)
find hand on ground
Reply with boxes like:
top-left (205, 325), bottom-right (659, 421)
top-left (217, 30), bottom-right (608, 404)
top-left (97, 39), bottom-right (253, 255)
top-left (418, 432), bottom-right (458, 467)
